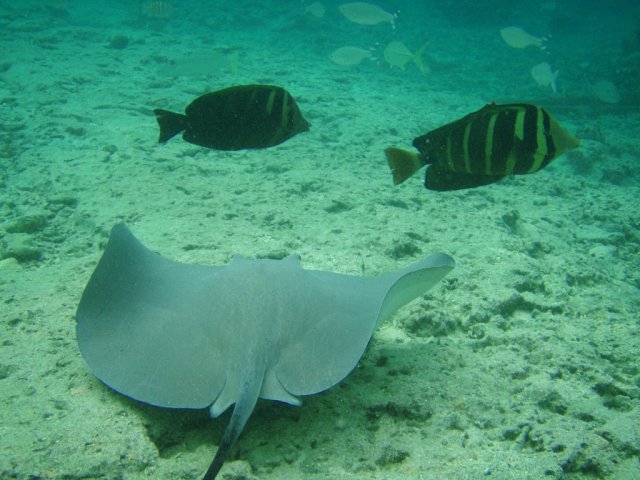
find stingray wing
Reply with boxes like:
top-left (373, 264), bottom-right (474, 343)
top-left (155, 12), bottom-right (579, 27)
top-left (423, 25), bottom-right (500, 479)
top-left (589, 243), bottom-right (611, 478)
top-left (272, 253), bottom-right (454, 397)
top-left (76, 223), bottom-right (226, 409)
top-left (77, 224), bottom-right (454, 409)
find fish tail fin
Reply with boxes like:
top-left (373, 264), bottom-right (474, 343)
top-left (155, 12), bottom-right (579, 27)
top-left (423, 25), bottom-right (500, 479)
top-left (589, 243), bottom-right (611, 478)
top-left (153, 109), bottom-right (187, 143)
top-left (551, 69), bottom-right (559, 94)
top-left (385, 147), bottom-right (422, 185)
top-left (412, 44), bottom-right (429, 75)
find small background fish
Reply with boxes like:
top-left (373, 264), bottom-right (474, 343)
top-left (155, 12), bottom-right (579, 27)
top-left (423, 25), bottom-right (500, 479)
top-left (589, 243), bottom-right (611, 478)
top-left (158, 50), bottom-right (240, 77)
top-left (329, 46), bottom-right (373, 66)
top-left (338, 2), bottom-right (396, 27)
top-left (499, 26), bottom-right (547, 50)
top-left (141, 0), bottom-right (172, 19)
top-left (531, 62), bottom-right (559, 93)
top-left (305, 1), bottom-right (325, 18)
top-left (383, 41), bottom-right (429, 74)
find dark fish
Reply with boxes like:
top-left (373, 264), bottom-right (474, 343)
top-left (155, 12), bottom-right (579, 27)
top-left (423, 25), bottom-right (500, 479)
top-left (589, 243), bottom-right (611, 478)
top-left (154, 85), bottom-right (310, 150)
top-left (385, 103), bottom-right (579, 191)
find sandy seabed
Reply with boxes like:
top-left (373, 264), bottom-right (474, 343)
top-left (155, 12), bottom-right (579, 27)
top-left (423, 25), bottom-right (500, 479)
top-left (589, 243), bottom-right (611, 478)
top-left (1, 2), bottom-right (639, 479)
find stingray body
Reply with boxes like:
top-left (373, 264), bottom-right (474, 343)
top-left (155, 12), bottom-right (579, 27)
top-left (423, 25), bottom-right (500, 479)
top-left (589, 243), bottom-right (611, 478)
top-left (76, 224), bottom-right (454, 479)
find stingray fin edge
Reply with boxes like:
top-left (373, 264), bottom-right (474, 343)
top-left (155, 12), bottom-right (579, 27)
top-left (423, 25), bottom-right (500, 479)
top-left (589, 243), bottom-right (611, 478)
top-left (262, 368), bottom-right (302, 406)
top-left (377, 253), bottom-right (455, 325)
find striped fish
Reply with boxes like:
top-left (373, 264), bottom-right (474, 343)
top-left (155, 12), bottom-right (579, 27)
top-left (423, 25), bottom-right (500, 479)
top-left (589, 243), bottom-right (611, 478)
top-left (141, 0), bottom-right (172, 19)
top-left (385, 103), bottom-right (579, 191)
top-left (154, 85), bottom-right (310, 150)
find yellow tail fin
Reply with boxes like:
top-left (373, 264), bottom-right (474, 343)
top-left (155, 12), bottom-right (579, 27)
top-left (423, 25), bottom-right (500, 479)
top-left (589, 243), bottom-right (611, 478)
top-left (385, 147), bottom-right (422, 185)
top-left (412, 44), bottom-right (430, 75)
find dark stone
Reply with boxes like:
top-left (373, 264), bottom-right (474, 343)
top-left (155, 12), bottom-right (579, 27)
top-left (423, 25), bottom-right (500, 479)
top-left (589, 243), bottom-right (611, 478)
top-left (108, 35), bottom-right (130, 50)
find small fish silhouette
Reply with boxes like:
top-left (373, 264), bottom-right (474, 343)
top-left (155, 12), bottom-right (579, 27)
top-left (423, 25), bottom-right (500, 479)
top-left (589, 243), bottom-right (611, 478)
top-left (141, 0), bottom-right (172, 19)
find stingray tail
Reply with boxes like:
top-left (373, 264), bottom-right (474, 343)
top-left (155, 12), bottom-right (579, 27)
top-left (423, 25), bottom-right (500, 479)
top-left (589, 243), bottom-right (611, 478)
top-left (202, 431), bottom-right (233, 480)
top-left (203, 373), bottom-right (264, 480)
top-left (153, 109), bottom-right (187, 143)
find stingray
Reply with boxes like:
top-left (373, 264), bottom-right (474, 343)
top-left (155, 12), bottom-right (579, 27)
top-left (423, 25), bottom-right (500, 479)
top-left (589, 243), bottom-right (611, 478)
top-left (76, 223), bottom-right (454, 479)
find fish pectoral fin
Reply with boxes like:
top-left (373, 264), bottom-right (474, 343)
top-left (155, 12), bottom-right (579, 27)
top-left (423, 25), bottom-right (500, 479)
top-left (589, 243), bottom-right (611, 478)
top-left (385, 147), bottom-right (422, 185)
top-left (425, 164), bottom-right (505, 191)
